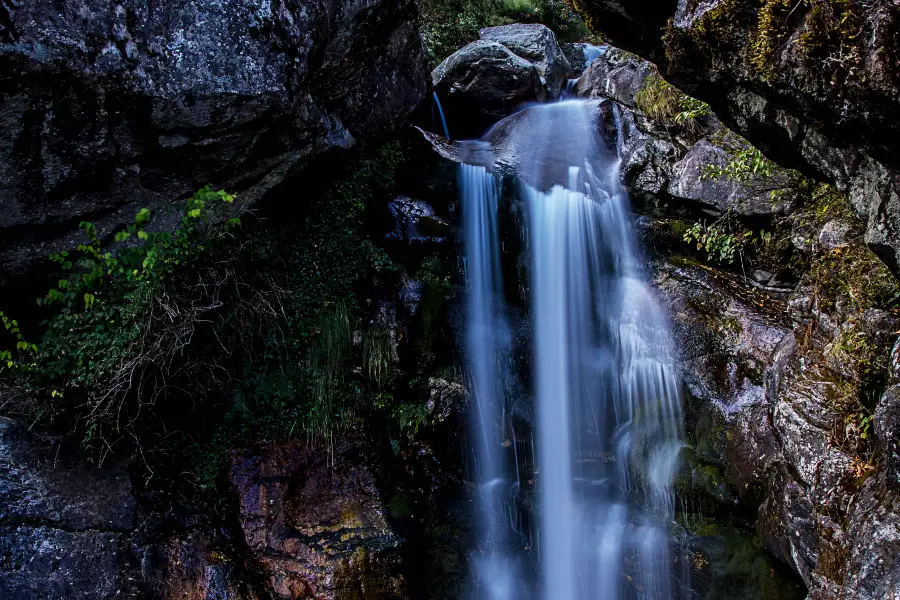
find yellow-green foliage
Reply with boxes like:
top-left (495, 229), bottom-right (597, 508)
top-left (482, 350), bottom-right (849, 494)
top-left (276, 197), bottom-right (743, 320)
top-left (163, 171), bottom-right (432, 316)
top-left (634, 74), bottom-right (682, 122)
top-left (810, 245), bottom-right (899, 313)
top-left (747, 0), bottom-right (792, 79)
top-left (800, 184), bottom-right (899, 312)
top-left (798, 0), bottom-right (860, 59)
top-left (634, 74), bottom-right (711, 133)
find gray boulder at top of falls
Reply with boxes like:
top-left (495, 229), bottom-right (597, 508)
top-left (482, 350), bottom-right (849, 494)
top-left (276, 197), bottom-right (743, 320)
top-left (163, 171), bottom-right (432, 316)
top-left (478, 24), bottom-right (574, 99)
top-left (0, 0), bottom-right (427, 286)
top-left (431, 24), bottom-right (572, 138)
top-left (574, 47), bottom-right (652, 107)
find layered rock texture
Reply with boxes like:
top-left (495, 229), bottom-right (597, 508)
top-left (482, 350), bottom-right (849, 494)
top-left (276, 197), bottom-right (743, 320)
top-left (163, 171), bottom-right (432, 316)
top-left (574, 0), bottom-right (900, 275)
top-left (0, 0), bottom-right (427, 285)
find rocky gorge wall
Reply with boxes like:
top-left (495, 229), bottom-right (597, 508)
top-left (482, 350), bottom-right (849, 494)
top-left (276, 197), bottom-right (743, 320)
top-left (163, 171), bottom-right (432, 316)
top-left (3, 3), bottom-right (900, 599)
top-left (0, 0), bottom-right (427, 286)
top-left (572, 0), bottom-right (900, 276)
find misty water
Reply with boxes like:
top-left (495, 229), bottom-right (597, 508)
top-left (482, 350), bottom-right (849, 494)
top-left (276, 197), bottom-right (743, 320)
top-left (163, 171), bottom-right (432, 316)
top-left (461, 100), bottom-right (688, 600)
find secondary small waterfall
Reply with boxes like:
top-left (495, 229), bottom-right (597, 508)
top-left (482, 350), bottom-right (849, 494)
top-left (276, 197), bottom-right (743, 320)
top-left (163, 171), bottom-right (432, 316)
top-left (461, 100), bottom-right (686, 599)
top-left (461, 156), bottom-right (522, 599)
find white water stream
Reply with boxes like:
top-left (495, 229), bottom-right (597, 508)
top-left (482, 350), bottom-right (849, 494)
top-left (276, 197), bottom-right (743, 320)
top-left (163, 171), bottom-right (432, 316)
top-left (461, 100), bottom-right (686, 600)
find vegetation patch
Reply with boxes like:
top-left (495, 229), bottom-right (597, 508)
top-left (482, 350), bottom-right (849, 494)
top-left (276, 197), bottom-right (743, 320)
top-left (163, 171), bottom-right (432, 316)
top-left (633, 72), bottom-right (711, 133)
top-left (420, 0), bottom-right (590, 67)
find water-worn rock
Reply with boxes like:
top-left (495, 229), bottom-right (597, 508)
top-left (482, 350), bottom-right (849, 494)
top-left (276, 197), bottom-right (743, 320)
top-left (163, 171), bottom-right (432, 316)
top-left (229, 433), bottom-right (406, 600)
top-left (479, 24), bottom-right (573, 98)
top-left (876, 385), bottom-right (900, 493)
top-left (0, 418), bottom-right (134, 599)
top-left (573, 0), bottom-right (900, 275)
top-left (432, 40), bottom-right (544, 138)
top-left (818, 219), bottom-right (857, 251)
top-left (0, 0), bottom-right (427, 286)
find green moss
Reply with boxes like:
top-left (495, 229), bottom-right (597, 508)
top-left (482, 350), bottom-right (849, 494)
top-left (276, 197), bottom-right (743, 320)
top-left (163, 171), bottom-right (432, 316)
top-left (634, 74), bottom-right (711, 133)
top-left (747, 0), bottom-right (793, 80)
top-left (634, 74), bottom-right (683, 122)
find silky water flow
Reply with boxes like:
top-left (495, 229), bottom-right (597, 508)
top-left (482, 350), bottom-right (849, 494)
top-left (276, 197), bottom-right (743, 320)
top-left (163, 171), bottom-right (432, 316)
top-left (460, 100), bottom-right (688, 600)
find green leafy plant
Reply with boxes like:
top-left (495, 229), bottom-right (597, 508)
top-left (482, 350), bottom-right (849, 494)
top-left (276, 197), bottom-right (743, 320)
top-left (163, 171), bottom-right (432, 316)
top-left (0, 187), bottom-right (240, 446)
top-left (702, 145), bottom-right (776, 182)
top-left (683, 216), bottom-right (753, 264)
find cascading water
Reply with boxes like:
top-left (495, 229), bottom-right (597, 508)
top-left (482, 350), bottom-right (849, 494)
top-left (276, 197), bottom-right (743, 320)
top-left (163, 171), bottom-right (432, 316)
top-left (461, 155), bottom-right (522, 599)
top-left (460, 100), bottom-right (686, 600)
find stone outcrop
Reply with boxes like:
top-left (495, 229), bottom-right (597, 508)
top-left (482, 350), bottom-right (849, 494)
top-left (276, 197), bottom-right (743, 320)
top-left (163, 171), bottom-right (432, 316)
top-left (431, 23), bottom-right (572, 138)
top-left (229, 433), bottom-right (406, 600)
top-left (573, 0), bottom-right (900, 274)
top-left (641, 214), bottom-right (900, 598)
top-left (0, 0), bottom-right (428, 286)
top-left (479, 24), bottom-right (575, 98)
top-left (0, 418), bottom-right (134, 599)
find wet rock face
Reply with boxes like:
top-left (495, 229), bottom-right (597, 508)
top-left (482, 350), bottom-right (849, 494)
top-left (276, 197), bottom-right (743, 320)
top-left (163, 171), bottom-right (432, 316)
top-left (229, 434), bottom-right (406, 600)
top-left (573, 0), bottom-right (900, 275)
top-left (668, 139), bottom-right (777, 218)
top-left (0, 418), bottom-right (134, 600)
top-left (575, 47), bottom-right (652, 107)
top-left (432, 40), bottom-right (546, 138)
top-left (0, 0), bottom-right (427, 286)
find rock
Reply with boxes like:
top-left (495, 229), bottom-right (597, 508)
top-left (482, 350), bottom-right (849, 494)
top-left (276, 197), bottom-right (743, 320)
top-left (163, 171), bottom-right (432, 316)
top-left (229, 434), bottom-right (406, 600)
top-left (479, 24), bottom-right (574, 98)
top-left (668, 140), bottom-right (776, 217)
top-left (572, 0), bottom-right (900, 276)
top-left (387, 197), bottom-right (450, 245)
top-left (0, 418), bottom-right (135, 599)
top-left (139, 529), bottom-right (251, 600)
top-left (818, 219), bottom-right (857, 251)
top-left (752, 269), bottom-right (773, 284)
top-left (843, 475), bottom-right (900, 600)
top-left (432, 40), bottom-right (545, 138)
top-left (0, 0), bottom-right (427, 286)
top-left (617, 108), bottom-right (682, 198)
top-left (426, 378), bottom-right (468, 424)
top-left (875, 385), bottom-right (900, 493)
top-left (574, 47), bottom-right (653, 106)
top-left (565, 43), bottom-right (608, 75)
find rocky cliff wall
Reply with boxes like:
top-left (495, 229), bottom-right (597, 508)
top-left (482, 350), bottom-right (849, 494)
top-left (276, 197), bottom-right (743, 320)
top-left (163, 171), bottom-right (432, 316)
top-left (0, 0), bottom-right (427, 285)
top-left (573, 0), bottom-right (900, 276)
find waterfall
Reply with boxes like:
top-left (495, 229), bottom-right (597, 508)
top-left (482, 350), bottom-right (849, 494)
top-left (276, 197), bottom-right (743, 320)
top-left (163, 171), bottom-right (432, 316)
top-left (460, 154), bottom-right (522, 599)
top-left (434, 91), bottom-right (451, 139)
top-left (460, 100), bottom-right (686, 600)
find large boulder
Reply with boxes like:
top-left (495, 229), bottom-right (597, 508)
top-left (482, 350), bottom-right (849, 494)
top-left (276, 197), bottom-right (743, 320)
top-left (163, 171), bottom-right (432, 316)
top-left (0, 0), bottom-right (427, 286)
top-left (432, 40), bottom-right (545, 138)
top-left (668, 139), bottom-right (781, 217)
top-left (574, 46), bottom-right (653, 107)
top-left (479, 23), bottom-right (574, 98)
top-left (431, 23), bottom-right (575, 138)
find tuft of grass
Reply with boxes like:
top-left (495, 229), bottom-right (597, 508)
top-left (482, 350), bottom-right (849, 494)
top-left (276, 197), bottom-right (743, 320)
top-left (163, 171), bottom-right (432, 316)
top-left (634, 74), bottom-right (683, 122)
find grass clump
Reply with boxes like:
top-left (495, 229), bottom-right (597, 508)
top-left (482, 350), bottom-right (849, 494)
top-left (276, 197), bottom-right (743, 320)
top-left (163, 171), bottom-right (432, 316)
top-left (634, 73), bottom-right (711, 133)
